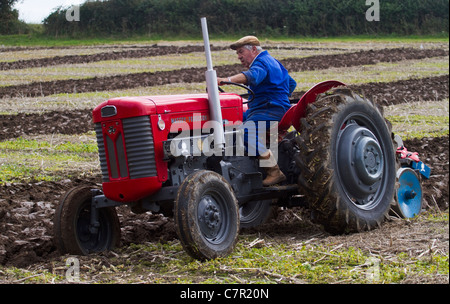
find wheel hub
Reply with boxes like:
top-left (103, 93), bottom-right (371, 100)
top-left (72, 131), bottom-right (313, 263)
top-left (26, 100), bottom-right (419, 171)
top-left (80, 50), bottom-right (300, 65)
top-left (198, 195), bottom-right (222, 240)
top-left (354, 135), bottom-right (383, 185)
top-left (337, 124), bottom-right (384, 204)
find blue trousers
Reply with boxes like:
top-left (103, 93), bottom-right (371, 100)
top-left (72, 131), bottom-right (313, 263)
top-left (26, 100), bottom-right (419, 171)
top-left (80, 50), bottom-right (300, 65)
top-left (241, 107), bottom-right (286, 156)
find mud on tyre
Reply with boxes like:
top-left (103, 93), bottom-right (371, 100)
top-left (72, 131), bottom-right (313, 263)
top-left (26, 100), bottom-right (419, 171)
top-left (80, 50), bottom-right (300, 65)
top-left (174, 170), bottom-right (240, 260)
top-left (54, 186), bottom-right (121, 255)
top-left (294, 88), bottom-right (396, 234)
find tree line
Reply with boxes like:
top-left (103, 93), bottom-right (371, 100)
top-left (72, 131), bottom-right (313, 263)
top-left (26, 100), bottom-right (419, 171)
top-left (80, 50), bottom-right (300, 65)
top-left (0, 0), bottom-right (29, 34)
top-left (1, 0), bottom-right (449, 37)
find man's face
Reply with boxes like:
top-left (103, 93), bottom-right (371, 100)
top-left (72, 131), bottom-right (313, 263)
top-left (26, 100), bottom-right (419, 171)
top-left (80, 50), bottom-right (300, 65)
top-left (236, 46), bottom-right (258, 68)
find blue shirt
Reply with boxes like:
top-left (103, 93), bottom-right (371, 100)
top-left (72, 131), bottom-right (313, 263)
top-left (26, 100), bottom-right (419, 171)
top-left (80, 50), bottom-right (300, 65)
top-left (242, 50), bottom-right (297, 122)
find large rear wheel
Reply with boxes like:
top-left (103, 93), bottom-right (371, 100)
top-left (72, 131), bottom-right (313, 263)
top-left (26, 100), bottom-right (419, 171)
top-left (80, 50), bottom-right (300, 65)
top-left (294, 88), bottom-right (396, 234)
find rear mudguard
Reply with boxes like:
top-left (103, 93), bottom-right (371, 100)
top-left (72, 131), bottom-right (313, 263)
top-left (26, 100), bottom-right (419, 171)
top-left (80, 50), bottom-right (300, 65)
top-left (279, 80), bottom-right (346, 133)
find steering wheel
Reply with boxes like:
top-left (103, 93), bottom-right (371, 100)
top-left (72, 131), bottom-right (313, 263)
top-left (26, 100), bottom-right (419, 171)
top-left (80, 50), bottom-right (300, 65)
top-left (218, 81), bottom-right (255, 104)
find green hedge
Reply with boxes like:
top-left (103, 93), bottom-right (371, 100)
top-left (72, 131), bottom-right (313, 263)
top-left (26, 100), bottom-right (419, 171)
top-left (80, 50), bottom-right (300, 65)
top-left (43, 0), bottom-right (449, 37)
top-left (0, 0), bottom-right (31, 34)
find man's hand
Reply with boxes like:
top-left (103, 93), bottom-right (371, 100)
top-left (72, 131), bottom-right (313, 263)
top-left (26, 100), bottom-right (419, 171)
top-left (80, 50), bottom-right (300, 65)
top-left (217, 74), bottom-right (247, 86)
top-left (217, 77), bottom-right (230, 86)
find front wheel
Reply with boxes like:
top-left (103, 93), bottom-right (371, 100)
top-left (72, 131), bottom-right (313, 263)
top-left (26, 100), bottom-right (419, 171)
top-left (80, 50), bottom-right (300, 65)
top-left (54, 186), bottom-right (121, 255)
top-left (239, 200), bottom-right (275, 229)
top-left (174, 170), bottom-right (240, 260)
top-left (295, 88), bottom-right (396, 234)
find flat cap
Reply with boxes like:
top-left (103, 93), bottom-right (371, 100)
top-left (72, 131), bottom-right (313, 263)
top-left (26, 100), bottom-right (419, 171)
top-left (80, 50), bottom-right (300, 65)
top-left (230, 36), bottom-right (260, 50)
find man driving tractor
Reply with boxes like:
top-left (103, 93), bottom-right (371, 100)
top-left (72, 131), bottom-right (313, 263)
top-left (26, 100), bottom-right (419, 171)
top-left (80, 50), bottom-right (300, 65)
top-left (217, 35), bottom-right (297, 186)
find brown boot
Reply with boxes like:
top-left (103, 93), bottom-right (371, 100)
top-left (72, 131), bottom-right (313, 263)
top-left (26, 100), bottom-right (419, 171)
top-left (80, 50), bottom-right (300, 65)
top-left (262, 164), bottom-right (286, 186)
top-left (258, 150), bottom-right (286, 186)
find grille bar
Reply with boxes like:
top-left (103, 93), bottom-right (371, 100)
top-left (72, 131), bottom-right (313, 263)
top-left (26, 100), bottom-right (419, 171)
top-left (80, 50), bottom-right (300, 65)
top-left (95, 123), bottom-right (109, 182)
top-left (122, 116), bottom-right (157, 179)
top-left (95, 115), bottom-right (157, 182)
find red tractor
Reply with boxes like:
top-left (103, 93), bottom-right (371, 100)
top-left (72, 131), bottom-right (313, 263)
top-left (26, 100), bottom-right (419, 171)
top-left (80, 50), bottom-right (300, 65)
top-left (54, 19), bottom-right (428, 260)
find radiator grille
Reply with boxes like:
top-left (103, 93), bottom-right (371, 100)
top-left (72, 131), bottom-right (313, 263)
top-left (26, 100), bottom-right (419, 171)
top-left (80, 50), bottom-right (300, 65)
top-left (122, 116), bottom-right (157, 179)
top-left (95, 123), bottom-right (109, 182)
top-left (95, 115), bottom-right (156, 182)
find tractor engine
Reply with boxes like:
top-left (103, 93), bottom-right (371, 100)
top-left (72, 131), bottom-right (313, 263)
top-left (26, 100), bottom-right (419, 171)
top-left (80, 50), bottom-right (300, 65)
top-left (92, 93), bottom-right (243, 203)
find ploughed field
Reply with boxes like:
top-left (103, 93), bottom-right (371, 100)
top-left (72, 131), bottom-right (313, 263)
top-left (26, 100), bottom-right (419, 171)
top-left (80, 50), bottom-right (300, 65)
top-left (0, 40), bottom-right (448, 283)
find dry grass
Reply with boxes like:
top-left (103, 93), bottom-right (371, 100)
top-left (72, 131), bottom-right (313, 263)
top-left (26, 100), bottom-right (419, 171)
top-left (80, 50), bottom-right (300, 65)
top-left (385, 99), bottom-right (449, 139)
top-left (291, 56), bottom-right (449, 91)
top-left (0, 47), bottom-right (349, 86)
top-left (0, 46), bottom-right (147, 62)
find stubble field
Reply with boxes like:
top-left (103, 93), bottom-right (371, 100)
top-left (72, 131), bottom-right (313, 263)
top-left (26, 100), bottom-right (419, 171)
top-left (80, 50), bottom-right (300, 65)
top-left (0, 38), bottom-right (448, 284)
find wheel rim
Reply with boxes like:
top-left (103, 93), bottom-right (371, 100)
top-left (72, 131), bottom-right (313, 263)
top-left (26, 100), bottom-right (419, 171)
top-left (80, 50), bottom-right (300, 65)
top-left (76, 202), bottom-right (111, 253)
top-left (396, 168), bottom-right (422, 218)
top-left (197, 193), bottom-right (229, 244)
top-left (336, 119), bottom-right (389, 210)
top-left (239, 201), bottom-right (263, 223)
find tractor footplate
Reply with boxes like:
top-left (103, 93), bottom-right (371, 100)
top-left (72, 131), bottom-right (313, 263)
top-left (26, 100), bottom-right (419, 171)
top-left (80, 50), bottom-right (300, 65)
top-left (236, 184), bottom-right (299, 205)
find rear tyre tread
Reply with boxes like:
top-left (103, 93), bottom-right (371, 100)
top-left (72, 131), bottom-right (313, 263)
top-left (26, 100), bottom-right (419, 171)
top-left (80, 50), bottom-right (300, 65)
top-left (293, 87), bottom-right (396, 234)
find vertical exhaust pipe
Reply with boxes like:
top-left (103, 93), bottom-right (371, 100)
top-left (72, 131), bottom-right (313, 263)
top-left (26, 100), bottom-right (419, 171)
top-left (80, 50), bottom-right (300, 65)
top-left (201, 17), bottom-right (225, 150)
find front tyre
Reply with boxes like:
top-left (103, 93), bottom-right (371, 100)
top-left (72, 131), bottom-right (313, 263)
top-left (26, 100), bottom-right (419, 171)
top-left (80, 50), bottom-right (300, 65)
top-left (239, 200), bottom-right (274, 229)
top-left (54, 186), bottom-right (121, 255)
top-left (174, 170), bottom-right (239, 260)
top-left (295, 88), bottom-right (396, 234)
